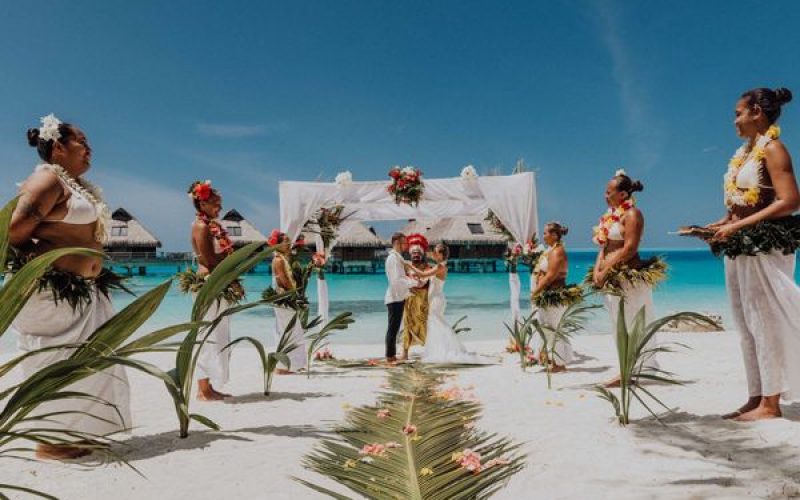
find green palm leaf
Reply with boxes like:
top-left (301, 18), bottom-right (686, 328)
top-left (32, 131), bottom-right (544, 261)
top-left (0, 197), bottom-right (19, 273)
top-left (298, 366), bottom-right (525, 499)
top-left (596, 300), bottom-right (717, 425)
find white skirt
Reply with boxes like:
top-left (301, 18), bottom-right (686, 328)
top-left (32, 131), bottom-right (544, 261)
top-left (533, 305), bottom-right (575, 365)
top-left (195, 298), bottom-right (232, 387)
top-left (13, 289), bottom-right (131, 438)
top-left (603, 281), bottom-right (659, 370)
top-left (274, 307), bottom-right (307, 371)
top-left (726, 251), bottom-right (800, 400)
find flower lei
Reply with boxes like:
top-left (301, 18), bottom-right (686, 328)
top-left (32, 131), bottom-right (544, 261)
top-left (724, 125), bottom-right (780, 208)
top-left (388, 165), bottom-right (424, 206)
top-left (36, 163), bottom-right (110, 243)
top-left (592, 199), bottom-right (635, 246)
top-left (197, 212), bottom-right (234, 255)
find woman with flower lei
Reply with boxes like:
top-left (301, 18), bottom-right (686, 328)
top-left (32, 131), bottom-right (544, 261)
top-left (268, 230), bottom-right (307, 374)
top-left (530, 222), bottom-right (579, 371)
top-left (8, 115), bottom-right (129, 459)
top-left (591, 170), bottom-right (663, 387)
top-left (703, 88), bottom-right (800, 421)
top-left (187, 180), bottom-right (241, 401)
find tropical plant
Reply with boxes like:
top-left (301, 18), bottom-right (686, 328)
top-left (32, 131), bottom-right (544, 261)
top-left (0, 197), bottom-right (201, 498)
top-left (532, 301), bottom-right (601, 389)
top-left (593, 301), bottom-right (718, 425)
top-left (223, 309), bottom-right (302, 396)
top-left (168, 241), bottom-right (278, 438)
top-left (296, 365), bottom-right (525, 499)
top-left (503, 313), bottom-right (537, 372)
top-left (304, 311), bottom-right (355, 378)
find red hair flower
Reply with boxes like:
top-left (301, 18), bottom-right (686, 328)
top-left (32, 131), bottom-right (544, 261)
top-left (268, 229), bottom-right (283, 246)
top-left (194, 181), bottom-right (213, 201)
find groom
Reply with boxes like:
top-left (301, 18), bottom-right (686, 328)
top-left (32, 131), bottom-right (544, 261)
top-left (385, 233), bottom-right (419, 363)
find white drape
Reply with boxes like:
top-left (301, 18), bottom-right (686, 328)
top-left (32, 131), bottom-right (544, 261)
top-left (279, 173), bottom-right (538, 324)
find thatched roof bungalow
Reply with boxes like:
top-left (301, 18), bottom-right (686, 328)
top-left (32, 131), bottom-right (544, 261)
top-left (220, 209), bottom-right (267, 248)
top-left (104, 208), bottom-right (162, 259)
top-left (300, 221), bottom-right (385, 261)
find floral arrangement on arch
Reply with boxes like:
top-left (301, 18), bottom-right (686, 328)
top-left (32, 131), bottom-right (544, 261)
top-left (484, 210), bottom-right (515, 243)
top-left (388, 166), bottom-right (424, 206)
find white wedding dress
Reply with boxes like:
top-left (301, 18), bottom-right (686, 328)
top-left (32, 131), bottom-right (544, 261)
top-left (422, 275), bottom-right (488, 364)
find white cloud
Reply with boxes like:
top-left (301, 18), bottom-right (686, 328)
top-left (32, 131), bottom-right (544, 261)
top-left (591, 2), bottom-right (666, 171)
top-left (195, 121), bottom-right (287, 138)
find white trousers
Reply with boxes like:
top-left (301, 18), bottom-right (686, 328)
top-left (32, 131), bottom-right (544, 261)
top-left (726, 252), bottom-right (800, 400)
top-left (603, 281), bottom-right (659, 370)
top-left (196, 298), bottom-right (232, 387)
top-left (534, 305), bottom-right (575, 365)
top-left (274, 307), bottom-right (307, 371)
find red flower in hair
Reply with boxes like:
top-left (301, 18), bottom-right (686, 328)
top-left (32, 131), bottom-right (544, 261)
top-left (268, 229), bottom-right (283, 246)
top-left (389, 168), bottom-right (401, 179)
top-left (407, 233), bottom-right (429, 252)
top-left (194, 182), bottom-right (213, 201)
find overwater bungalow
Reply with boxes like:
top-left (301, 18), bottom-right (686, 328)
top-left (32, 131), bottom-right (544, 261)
top-left (104, 207), bottom-right (162, 259)
top-left (220, 209), bottom-right (267, 248)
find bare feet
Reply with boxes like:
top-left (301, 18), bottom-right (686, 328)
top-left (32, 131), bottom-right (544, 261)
top-left (197, 378), bottom-right (230, 401)
top-left (722, 396), bottom-right (761, 420)
top-left (734, 406), bottom-right (782, 421)
top-left (36, 443), bottom-right (92, 460)
top-left (550, 364), bottom-right (567, 373)
top-left (733, 396), bottom-right (782, 422)
top-left (276, 368), bottom-right (294, 375)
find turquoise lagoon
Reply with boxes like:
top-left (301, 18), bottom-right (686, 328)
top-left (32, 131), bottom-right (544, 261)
top-left (3, 249), bottom-right (796, 353)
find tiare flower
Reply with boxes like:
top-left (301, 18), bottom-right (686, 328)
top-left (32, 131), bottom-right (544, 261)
top-left (39, 113), bottom-right (63, 142)
top-left (335, 170), bottom-right (353, 185)
top-left (460, 164), bottom-right (478, 179)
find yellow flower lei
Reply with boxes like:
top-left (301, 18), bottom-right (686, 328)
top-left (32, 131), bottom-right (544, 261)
top-left (724, 125), bottom-right (780, 209)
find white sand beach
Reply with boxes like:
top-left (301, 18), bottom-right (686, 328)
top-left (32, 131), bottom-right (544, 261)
top-left (4, 332), bottom-right (800, 500)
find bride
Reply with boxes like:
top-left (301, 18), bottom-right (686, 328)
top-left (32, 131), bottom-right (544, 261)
top-left (409, 243), bottom-right (487, 364)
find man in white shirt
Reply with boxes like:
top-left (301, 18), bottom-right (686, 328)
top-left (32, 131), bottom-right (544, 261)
top-left (385, 232), bottom-right (418, 362)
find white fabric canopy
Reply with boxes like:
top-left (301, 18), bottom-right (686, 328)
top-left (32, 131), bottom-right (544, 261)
top-left (279, 172), bottom-right (538, 324)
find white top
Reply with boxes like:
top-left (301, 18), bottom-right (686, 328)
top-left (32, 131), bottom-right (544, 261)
top-left (384, 249), bottom-right (416, 304)
top-left (608, 222), bottom-right (624, 241)
top-left (44, 178), bottom-right (99, 225)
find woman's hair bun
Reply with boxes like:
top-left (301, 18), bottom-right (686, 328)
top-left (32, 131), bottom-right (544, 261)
top-left (26, 128), bottom-right (40, 147)
top-left (560, 225), bottom-right (569, 236)
top-left (775, 87), bottom-right (793, 105)
top-left (631, 180), bottom-right (644, 193)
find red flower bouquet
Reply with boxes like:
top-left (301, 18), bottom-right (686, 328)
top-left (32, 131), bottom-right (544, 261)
top-left (387, 166), bottom-right (424, 206)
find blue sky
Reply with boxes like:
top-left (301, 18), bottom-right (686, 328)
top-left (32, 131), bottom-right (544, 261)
top-left (1, 0), bottom-right (798, 251)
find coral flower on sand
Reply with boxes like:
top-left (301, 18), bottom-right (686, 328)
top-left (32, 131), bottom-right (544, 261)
top-left (376, 409), bottom-right (391, 419)
top-left (403, 424), bottom-right (417, 435)
top-left (360, 443), bottom-right (387, 456)
top-left (453, 449), bottom-right (483, 474)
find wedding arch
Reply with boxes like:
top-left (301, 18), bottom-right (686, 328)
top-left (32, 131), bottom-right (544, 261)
top-left (279, 171), bottom-right (539, 324)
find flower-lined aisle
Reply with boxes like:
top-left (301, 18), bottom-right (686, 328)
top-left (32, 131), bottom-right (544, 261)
top-left (296, 366), bottom-right (524, 499)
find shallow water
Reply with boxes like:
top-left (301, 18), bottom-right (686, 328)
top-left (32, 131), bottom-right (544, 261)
top-left (2, 250), bottom-right (796, 353)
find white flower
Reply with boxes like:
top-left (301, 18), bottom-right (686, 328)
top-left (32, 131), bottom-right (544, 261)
top-left (614, 168), bottom-right (627, 177)
top-left (39, 113), bottom-right (62, 142)
top-left (401, 166), bottom-right (416, 175)
top-left (335, 171), bottom-right (353, 185)
top-left (461, 165), bottom-right (478, 179)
